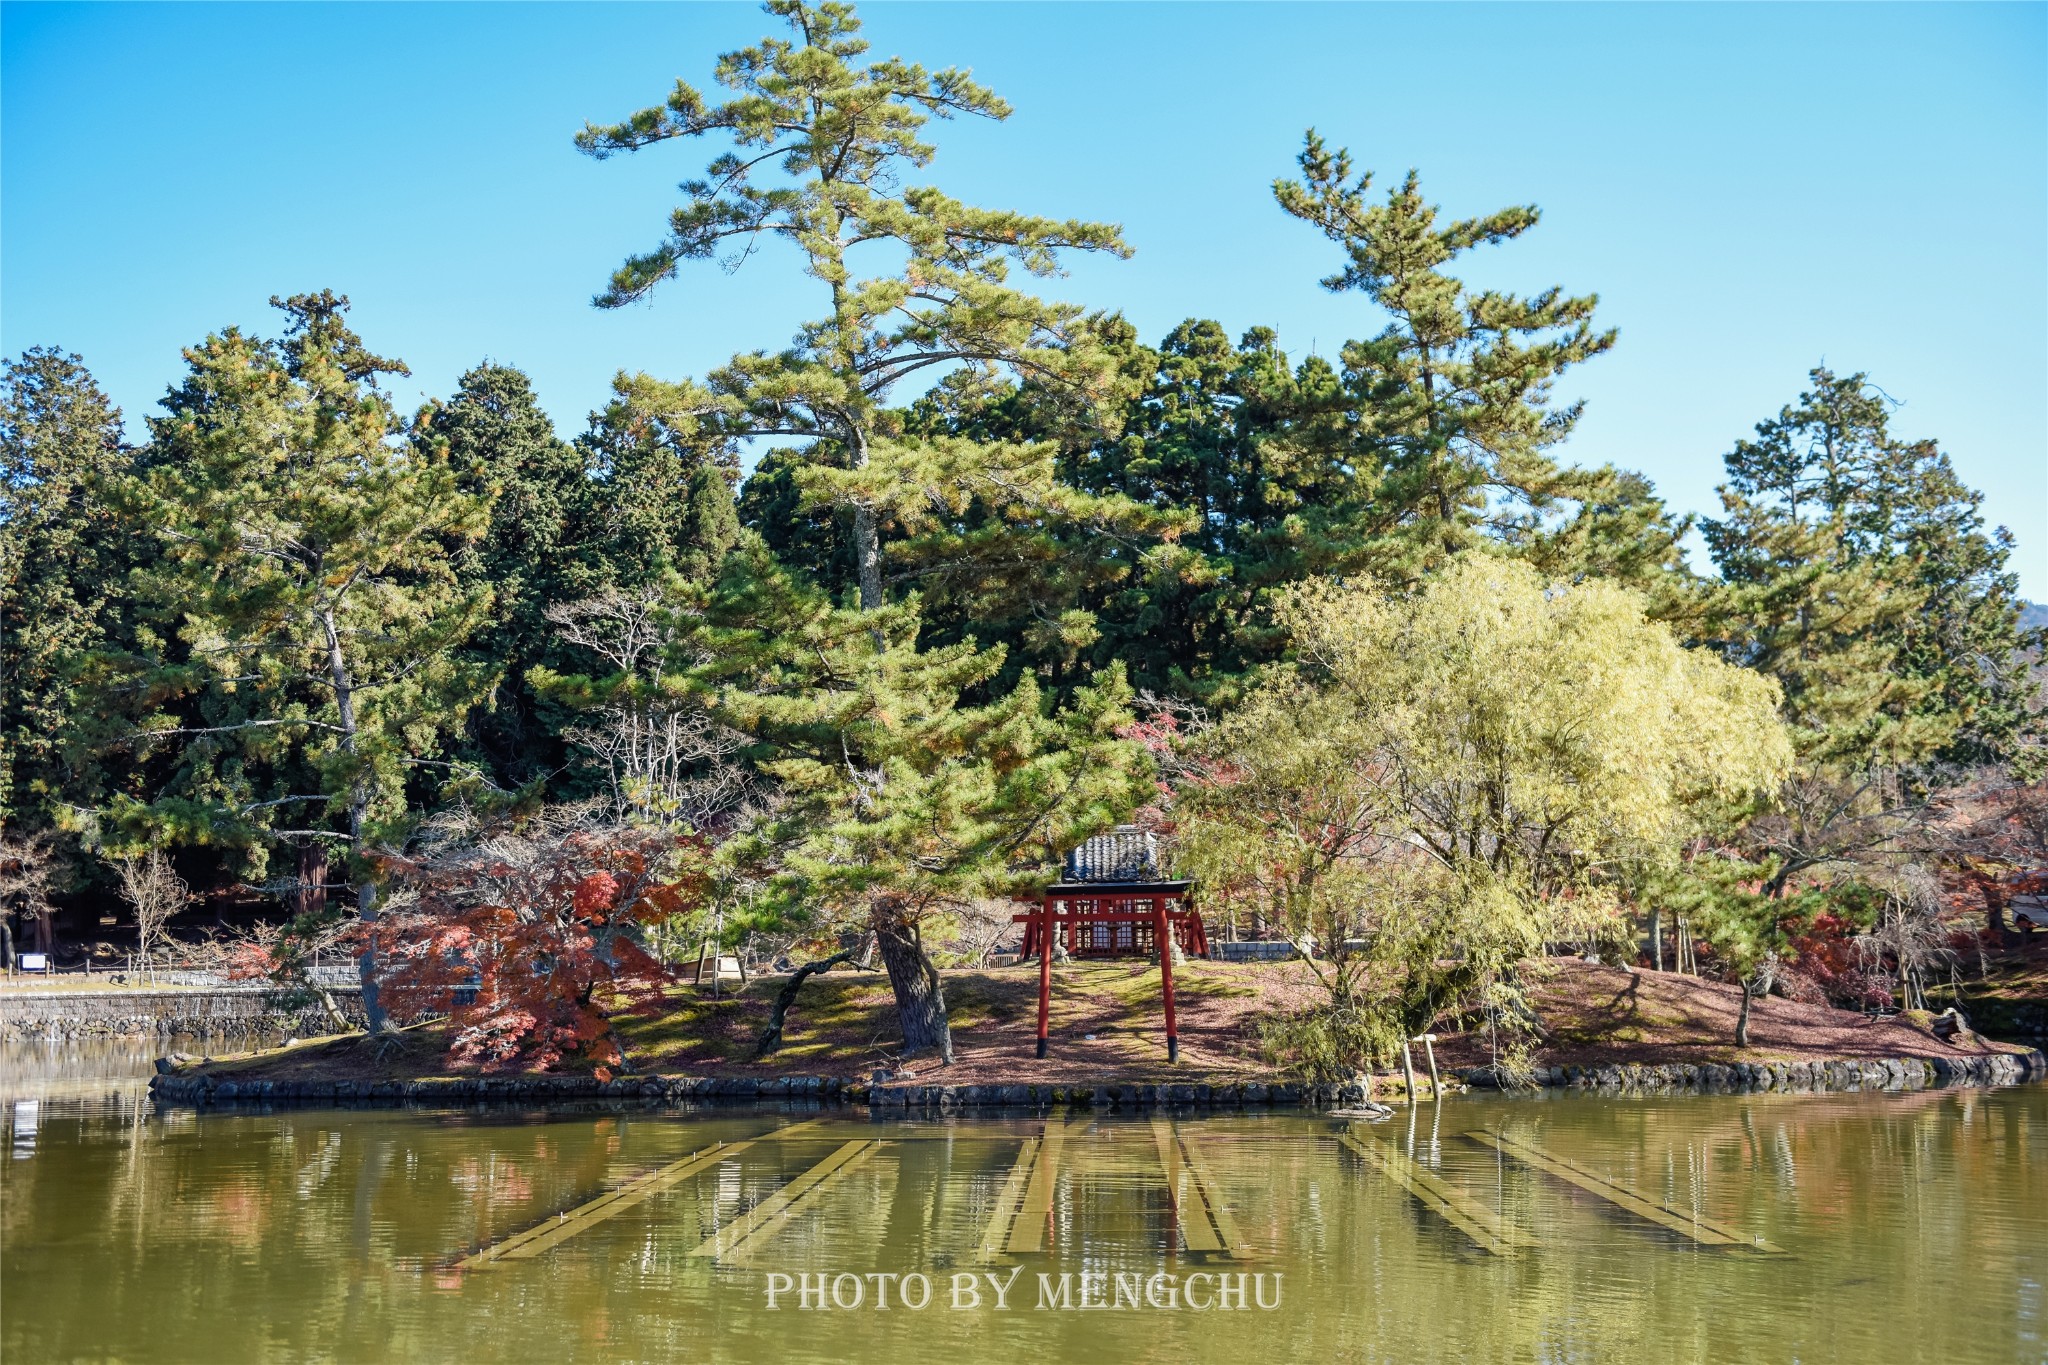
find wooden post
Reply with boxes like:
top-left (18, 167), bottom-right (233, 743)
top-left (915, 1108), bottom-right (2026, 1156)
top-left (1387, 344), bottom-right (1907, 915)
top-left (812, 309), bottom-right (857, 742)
top-left (1401, 1040), bottom-right (1418, 1102)
top-left (1155, 895), bottom-right (1179, 1062)
top-left (1036, 896), bottom-right (1053, 1059)
top-left (1419, 1033), bottom-right (1441, 1100)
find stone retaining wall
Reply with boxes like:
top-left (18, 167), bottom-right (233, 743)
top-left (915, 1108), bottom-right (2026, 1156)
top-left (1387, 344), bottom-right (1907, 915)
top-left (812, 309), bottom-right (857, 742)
top-left (148, 1071), bottom-right (1380, 1110)
top-left (2, 988), bottom-right (365, 1041)
top-left (150, 1046), bottom-right (2045, 1110)
top-left (1460, 1049), bottom-right (2046, 1093)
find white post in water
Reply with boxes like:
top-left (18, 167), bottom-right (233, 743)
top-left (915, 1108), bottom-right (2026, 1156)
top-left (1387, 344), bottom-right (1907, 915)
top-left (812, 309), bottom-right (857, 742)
top-left (1417, 1033), bottom-right (1441, 1100)
top-left (1401, 1040), bottom-right (1418, 1102)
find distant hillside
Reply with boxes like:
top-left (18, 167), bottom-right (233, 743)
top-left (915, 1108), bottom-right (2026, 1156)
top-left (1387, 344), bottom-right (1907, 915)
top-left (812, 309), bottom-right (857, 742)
top-left (2023, 600), bottom-right (2048, 631)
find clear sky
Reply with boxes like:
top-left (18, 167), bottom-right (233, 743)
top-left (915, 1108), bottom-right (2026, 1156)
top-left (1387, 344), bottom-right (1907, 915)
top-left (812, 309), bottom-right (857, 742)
top-left (5, 2), bottom-right (2044, 595)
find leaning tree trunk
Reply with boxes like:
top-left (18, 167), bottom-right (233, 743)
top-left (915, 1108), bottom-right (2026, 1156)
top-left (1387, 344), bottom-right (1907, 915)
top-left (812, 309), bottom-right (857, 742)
top-left (756, 947), bottom-right (859, 1057)
top-left (872, 906), bottom-right (953, 1064)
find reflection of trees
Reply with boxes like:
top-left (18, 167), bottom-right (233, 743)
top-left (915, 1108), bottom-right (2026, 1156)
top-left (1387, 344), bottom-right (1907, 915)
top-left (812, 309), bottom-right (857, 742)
top-left (3, 1095), bottom-right (2042, 1361)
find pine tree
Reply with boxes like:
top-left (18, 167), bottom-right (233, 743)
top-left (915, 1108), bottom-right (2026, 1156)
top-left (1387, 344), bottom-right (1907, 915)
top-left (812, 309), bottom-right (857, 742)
top-left (417, 363), bottom-right (588, 790)
top-left (1274, 133), bottom-right (1621, 580)
top-left (1, 350), bottom-right (133, 829)
top-left (79, 293), bottom-right (494, 1033)
top-left (576, 0), bottom-right (1160, 1055)
top-left (1699, 366), bottom-right (2036, 771)
top-left (670, 539), bottom-right (1154, 1059)
top-left (575, 0), bottom-right (1145, 612)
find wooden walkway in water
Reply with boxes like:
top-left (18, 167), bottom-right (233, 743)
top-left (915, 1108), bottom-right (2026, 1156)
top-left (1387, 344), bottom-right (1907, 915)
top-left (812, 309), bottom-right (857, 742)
top-left (978, 1116), bottom-right (1246, 1258)
top-left (454, 1115), bottom-right (1785, 1273)
top-left (1335, 1129), bottom-right (1534, 1256)
top-left (457, 1119), bottom-right (824, 1268)
top-left (1466, 1130), bottom-right (1785, 1254)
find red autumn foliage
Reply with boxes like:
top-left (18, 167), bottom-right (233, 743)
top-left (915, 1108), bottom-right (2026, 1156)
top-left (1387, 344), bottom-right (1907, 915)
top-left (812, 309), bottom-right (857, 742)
top-left (370, 819), bottom-right (709, 1074)
top-left (1779, 912), bottom-right (1891, 1009)
top-left (1929, 777), bottom-right (2048, 935)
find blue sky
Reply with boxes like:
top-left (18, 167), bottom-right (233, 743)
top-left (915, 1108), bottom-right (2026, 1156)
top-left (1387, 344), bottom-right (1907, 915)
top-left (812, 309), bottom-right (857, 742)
top-left (5, 2), bottom-right (2044, 594)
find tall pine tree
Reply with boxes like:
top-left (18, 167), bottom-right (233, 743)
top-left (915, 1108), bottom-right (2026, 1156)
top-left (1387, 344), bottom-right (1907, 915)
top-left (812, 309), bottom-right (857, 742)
top-left (1, 350), bottom-right (134, 831)
top-left (577, 0), bottom-right (1157, 1056)
top-left (1699, 366), bottom-right (2035, 772)
top-left (80, 294), bottom-right (494, 1033)
top-left (1273, 133), bottom-right (1625, 580)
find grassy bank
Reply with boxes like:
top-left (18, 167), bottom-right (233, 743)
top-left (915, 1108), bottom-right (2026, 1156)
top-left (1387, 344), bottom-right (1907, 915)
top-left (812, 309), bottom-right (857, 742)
top-left (185, 956), bottom-right (2038, 1088)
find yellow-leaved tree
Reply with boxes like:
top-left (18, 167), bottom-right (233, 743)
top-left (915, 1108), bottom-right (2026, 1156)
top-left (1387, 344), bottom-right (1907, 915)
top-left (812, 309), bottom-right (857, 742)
top-left (1175, 556), bottom-right (1791, 1078)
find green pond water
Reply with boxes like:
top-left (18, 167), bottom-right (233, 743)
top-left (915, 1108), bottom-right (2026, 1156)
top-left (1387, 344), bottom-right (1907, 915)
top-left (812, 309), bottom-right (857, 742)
top-left (3, 1039), bottom-right (2043, 1364)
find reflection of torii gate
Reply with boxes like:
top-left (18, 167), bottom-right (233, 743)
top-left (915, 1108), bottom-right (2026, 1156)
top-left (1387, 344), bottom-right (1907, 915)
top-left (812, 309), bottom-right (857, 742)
top-left (1014, 827), bottom-right (1207, 1062)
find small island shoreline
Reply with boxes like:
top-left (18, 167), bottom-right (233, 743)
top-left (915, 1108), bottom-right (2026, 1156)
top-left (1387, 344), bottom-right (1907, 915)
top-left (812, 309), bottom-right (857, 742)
top-left (149, 1046), bottom-right (2047, 1113)
top-left (142, 956), bottom-right (2047, 1111)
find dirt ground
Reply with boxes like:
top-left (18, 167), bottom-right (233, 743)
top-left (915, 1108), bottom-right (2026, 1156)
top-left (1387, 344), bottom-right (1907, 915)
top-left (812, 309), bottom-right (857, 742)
top-left (199, 954), bottom-right (2036, 1086)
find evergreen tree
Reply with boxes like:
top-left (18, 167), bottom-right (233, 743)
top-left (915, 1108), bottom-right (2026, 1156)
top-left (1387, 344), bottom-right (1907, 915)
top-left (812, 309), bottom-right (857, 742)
top-left (79, 293), bottom-right (494, 1033)
top-left (576, 0), bottom-right (1160, 1055)
top-left (569, 376), bottom-right (741, 596)
top-left (575, 0), bottom-right (1152, 614)
top-left (417, 363), bottom-right (587, 790)
top-left (1699, 366), bottom-right (2036, 771)
top-left (669, 539), bottom-right (1154, 1059)
top-left (1, 350), bottom-right (133, 829)
top-left (1273, 133), bottom-right (1623, 580)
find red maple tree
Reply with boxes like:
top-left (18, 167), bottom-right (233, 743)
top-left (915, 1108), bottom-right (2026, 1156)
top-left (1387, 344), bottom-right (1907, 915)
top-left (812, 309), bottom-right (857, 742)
top-left (370, 816), bottom-right (710, 1074)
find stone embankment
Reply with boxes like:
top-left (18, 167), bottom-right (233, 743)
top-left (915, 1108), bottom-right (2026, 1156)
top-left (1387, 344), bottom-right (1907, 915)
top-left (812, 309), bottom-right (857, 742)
top-left (1460, 1049), bottom-right (2046, 1093)
top-left (2, 987), bottom-right (365, 1041)
top-left (148, 1071), bottom-right (1383, 1109)
top-left (150, 1047), bottom-right (2045, 1109)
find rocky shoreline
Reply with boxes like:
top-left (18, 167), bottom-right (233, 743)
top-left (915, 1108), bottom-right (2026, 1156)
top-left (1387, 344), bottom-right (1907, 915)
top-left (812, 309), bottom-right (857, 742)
top-left (1467, 1049), bottom-right (2045, 1093)
top-left (148, 1045), bottom-right (2045, 1110)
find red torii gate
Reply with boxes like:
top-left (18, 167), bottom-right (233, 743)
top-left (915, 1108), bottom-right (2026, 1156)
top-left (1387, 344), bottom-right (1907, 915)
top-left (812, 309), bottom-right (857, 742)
top-left (1014, 828), bottom-right (1206, 1062)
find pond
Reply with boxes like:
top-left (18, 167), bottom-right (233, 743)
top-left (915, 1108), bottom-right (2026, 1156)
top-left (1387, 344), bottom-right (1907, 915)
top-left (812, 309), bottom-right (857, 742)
top-left (3, 1040), bottom-right (2043, 1364)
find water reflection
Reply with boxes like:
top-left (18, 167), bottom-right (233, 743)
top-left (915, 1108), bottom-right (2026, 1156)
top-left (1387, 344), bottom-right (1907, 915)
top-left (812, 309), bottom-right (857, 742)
top-left (1, 1046), bottom-right (2042, 1364)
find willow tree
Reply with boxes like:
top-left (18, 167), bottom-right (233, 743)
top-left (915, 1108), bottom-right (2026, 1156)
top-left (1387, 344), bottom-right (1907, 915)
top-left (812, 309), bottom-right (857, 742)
top-left (79, 294), bottom-right (493, 1035)
top-left (1273, 134), bottom-right (1632, 581)
top-left (576, 0), bottom-right (1158, 1056)
top-left (1177, 557), bottom-right (1792, 1068)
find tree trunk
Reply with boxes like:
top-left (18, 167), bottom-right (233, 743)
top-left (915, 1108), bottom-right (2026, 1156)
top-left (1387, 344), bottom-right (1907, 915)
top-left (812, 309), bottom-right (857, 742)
top-left (1735, 979), bottom-right (1754, 1048)
top-left (1980, 874), bottom-right (2008, 937)
top-left (844, 426), bottom-right (885, 614)
top-left (293, 839), bottom-right (329, 920)
top-left (323, 606), bottom-right (389, 1037)
top-left (873, 909), bottom-right (952, 1063)
top-left (756, 947), bottom-right (859, 1057)
top-left (852, 504), bottom-right (884, 613)
top-left (1647, 906), bottom-right (1664, 972)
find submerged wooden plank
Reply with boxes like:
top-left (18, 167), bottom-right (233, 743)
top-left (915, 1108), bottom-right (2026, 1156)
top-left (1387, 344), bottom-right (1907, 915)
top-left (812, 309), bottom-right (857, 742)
top-left (1466, 1130), bottom-right (1785, 1255)
top-left (687, 1139), bottom-right (881, 1263)
top-left (978, 1136), bottom-right (1041, 1260)
top-left (459, 1119), bottom-right (824, 1268)
top-left (1005, 1115), bottom-right (1070, 1253)
top-left (1151, 1119), bottom-right (1224, 1252)
top-left (1336, 1130), bottom-right (1531, 1256)
top-left (1175, 1135), bottom-right (1246, 1257)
